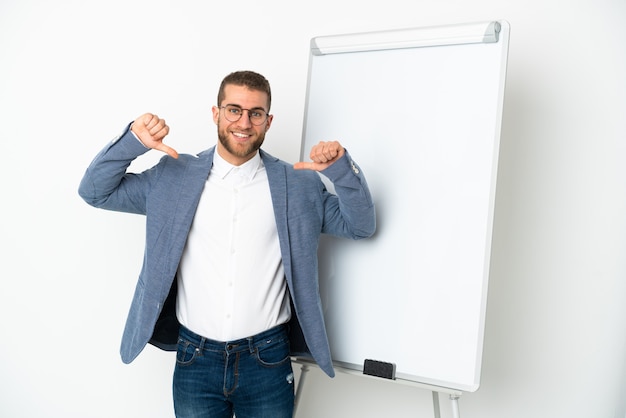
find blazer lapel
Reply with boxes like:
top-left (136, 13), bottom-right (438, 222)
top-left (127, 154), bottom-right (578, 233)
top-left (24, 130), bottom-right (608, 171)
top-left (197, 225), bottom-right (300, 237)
top-left (261, 151), bottom-right (292, 279)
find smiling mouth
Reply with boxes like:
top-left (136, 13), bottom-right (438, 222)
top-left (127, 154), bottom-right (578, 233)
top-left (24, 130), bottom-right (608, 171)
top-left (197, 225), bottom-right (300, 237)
top-left (232, 132), bottom-right (251, 141)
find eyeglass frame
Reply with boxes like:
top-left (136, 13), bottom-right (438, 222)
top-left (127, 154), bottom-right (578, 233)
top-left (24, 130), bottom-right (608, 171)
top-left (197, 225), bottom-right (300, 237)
top-left (218, 104), bottom-right (270, 126)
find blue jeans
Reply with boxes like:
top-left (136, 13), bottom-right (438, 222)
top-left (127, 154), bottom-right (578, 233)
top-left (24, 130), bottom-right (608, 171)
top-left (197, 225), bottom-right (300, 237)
top-left (172, 325), bottom-right (295, 418)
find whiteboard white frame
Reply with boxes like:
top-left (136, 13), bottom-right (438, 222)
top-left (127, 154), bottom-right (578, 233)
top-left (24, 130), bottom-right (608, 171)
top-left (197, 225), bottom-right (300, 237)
top-left (299, 20), bottom-right (510, 392)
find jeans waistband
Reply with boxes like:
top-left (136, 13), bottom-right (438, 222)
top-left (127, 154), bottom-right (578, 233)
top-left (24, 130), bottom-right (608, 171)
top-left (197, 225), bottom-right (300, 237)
top-left (178, 324), bottom-right (288, 354)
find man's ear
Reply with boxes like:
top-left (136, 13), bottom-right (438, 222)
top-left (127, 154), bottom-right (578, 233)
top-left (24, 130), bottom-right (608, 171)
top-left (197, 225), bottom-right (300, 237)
top-left (265, 114), bottom-right (273, 131)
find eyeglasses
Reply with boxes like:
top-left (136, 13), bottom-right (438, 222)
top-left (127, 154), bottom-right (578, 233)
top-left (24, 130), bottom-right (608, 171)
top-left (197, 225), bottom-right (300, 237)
top-left (219, 104), bottom-right (269, 126)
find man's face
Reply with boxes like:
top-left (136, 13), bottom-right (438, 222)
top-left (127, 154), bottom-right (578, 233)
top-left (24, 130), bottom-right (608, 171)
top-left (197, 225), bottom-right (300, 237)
top-left (212, 84), bottom-right (273, 166)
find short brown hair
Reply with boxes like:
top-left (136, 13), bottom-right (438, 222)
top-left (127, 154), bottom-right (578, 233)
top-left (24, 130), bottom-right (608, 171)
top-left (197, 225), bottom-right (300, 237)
top-left (217, 70), bottom-right (272, 111)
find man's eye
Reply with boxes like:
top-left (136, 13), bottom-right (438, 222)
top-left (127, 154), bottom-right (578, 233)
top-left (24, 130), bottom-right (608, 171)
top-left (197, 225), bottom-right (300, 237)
top-left (250, 111), bottom-right (262, 118)
top-left (228, 108), bottom-right (242, 115)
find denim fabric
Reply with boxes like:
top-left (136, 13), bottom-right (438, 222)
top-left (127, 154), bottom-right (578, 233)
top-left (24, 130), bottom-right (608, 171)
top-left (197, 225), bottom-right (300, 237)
top-left (173, 325), bottom-right (294, 418)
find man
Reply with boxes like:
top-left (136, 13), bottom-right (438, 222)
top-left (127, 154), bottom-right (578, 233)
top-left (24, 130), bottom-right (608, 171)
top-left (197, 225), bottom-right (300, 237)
top-left (78, 70), bottom-right (376, 417)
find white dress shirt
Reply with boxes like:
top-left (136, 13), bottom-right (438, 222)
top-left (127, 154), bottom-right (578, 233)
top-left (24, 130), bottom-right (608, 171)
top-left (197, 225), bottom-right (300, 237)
top-left (175, 150), bottom-right (291, 341)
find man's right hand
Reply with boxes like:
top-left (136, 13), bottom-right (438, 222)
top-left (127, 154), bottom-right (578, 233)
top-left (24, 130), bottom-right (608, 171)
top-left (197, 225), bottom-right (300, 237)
top-left (131, 113), bottom-right (179, 159)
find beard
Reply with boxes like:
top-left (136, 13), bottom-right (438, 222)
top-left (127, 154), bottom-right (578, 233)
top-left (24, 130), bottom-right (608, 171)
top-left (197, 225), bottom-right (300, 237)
top-left (217, 121), bottom-right (266, 162)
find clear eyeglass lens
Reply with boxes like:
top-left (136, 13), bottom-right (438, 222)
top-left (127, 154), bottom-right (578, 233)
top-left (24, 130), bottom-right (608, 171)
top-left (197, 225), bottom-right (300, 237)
top-left (223, 105), bottom-right (267, 125)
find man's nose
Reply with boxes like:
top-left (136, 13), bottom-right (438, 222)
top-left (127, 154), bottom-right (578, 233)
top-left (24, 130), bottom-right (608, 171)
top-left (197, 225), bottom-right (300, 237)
top-left (237, 110), bottom-right (253, 127)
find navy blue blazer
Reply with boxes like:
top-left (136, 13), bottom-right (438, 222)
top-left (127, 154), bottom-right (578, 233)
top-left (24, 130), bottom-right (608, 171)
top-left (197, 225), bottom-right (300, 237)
top-left (78, 125), bottom-right (376, 377)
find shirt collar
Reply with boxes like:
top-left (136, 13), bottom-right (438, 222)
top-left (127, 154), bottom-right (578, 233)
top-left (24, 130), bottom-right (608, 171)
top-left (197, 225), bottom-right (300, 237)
top-left (212, 149), bottom-right (263, 182)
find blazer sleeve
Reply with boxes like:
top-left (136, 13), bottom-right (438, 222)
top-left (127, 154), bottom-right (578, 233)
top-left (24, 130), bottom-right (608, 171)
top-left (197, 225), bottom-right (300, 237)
top-left (78, 124), bottom-right (155, 215)
top-left (318, 150), bottom-right (376, 239)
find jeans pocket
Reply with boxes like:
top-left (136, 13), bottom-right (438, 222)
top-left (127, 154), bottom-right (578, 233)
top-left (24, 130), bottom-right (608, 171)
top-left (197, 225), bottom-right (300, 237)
top-left (176, 338), bottom-right (200, 366)
top-left (254, 338), bottom-right (290, 368)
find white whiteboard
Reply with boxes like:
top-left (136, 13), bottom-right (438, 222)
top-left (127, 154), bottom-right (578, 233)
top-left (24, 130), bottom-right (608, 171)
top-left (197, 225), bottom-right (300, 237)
top-left (300, 21), bottom-right (509, 392)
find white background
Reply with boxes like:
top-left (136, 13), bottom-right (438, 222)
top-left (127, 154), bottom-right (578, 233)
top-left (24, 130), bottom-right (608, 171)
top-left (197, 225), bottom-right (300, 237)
top-left (0, 1), bottom-right (624, 417)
